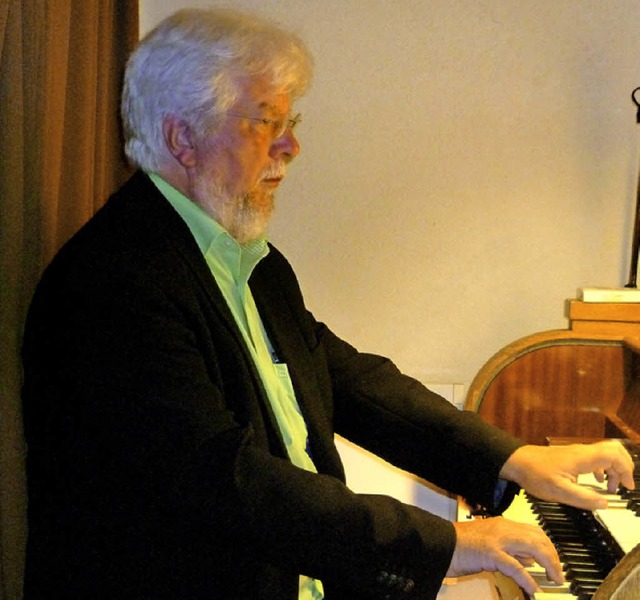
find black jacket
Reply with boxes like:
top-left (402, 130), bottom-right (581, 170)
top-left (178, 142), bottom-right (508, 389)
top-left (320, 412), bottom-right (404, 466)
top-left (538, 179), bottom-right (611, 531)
top-left (22, 171), bottom-right (522, 599)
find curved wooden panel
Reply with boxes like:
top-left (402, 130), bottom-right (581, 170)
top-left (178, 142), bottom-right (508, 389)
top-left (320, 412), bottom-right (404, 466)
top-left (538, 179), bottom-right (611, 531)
top-left (593, 543), bottom-right (640, 600)
top-left (465, 330), bottom-right (640, 445)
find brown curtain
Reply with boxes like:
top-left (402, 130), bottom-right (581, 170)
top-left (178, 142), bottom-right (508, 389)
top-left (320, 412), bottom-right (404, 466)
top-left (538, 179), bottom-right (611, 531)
top-left (0, 1), bottom-right (138, 598)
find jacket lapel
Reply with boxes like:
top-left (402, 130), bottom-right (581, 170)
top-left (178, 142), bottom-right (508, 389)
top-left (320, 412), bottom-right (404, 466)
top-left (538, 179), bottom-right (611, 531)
top-left (250, 254), bottom-right (343, 479)
top-left (127, 172), bottom-right (290, 457)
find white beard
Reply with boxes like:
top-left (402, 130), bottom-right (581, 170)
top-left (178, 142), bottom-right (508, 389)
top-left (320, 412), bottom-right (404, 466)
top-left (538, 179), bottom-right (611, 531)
top-left (193, 166), bottom-right (281, 245)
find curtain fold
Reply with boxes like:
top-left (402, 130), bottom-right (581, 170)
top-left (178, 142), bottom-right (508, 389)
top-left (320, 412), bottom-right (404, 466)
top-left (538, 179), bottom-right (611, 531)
top-left (0, 2), bottom-right (138, 598)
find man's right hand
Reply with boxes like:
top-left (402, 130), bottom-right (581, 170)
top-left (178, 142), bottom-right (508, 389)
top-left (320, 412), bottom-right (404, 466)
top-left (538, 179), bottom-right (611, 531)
top-left (447, 517), bottom-right (564, 595)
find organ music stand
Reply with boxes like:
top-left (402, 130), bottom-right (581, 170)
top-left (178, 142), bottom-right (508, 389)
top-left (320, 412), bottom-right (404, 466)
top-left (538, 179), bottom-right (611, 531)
top-left (625, 86), bottom-right (640, 288)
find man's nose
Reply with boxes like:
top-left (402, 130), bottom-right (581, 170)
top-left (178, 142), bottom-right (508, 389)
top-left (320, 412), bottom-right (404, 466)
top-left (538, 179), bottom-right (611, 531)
top-left (270, 129), bottom-right (300, 161)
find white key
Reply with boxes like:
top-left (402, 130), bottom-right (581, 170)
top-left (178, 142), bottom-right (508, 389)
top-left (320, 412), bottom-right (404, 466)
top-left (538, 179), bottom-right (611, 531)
top-left (576, 471), bottom-right (640, 554)
top-left (595, 508), bottom-right (640, 554)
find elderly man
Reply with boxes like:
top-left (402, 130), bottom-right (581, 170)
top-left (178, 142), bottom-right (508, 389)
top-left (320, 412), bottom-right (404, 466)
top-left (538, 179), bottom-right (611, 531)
top-left (22, 8), bottom-right (634, 600)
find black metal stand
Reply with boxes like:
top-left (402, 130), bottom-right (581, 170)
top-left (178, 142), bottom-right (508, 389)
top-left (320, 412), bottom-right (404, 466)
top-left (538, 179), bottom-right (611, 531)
top-left (625, 87), bottom-right (640, 288)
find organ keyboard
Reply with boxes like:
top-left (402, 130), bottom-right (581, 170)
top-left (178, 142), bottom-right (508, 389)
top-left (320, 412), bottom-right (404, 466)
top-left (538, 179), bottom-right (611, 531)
top-left (457, 451), bottom-right (640, 599)
top-left (503, 471), bottom-right (637, 599)
top-left (460, 300), bottom-right (640, 599)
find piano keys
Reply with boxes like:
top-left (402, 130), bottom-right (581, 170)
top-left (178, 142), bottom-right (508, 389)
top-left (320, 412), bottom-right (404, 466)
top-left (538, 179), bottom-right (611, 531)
top-left (456, 459), bottom-right (639, 599)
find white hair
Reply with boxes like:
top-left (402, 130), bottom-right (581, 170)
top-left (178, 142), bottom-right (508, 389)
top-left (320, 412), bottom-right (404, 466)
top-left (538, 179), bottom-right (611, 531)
top-left (121, 8), bottom-right (313, 172)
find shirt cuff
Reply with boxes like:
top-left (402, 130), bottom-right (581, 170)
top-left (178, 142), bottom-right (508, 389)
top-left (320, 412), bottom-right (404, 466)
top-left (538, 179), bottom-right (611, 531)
top-left (493, 479), bottom-right (509, 509)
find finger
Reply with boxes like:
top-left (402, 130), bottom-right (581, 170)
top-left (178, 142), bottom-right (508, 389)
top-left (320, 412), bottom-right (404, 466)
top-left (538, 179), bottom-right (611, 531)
top-left (601, 462), bottom-right (635, 491)
top-left (551, 478), bottom-right (608, 510)
top-left (515, 555), bottom-right (535, 567)
top-left (591, 442), bottom-right (636, 490)
top-left (496, 554), bottom-right (540, 596)
top-left (574, 489), bottom-right (608, 511)
top-left (616, 460), bottom-right (636, 490)
top-left (606, 471), bottom-right (621, 494)
top-left (532, 550), bottom-right (564, 585)
top-left (621, 473), bottom-right (636, 490)
top-left (593, 468), bottom-right (605, 483)
top-left (505, 528), bottom-right (563, 585)
top-left (526, 541), bottom-right (564, 585)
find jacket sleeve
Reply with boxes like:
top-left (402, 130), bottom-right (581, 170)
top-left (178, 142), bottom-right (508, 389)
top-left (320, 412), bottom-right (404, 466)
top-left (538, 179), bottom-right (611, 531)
top-left (318, 319), bottom-right (524, 510)
top-left (258, 244), bottom-right (524, 513)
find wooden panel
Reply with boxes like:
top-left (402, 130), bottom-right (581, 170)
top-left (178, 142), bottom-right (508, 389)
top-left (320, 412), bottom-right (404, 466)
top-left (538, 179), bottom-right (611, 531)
top-left (593, 544), bottom-right (640, 600)
top-left (568, 300), bottom-right (640, 337)
top-left (618, 342), bottom-right (640, 441)
top-left (569, 300), bottom-right (640, 324)
top-left (465, 330), bottom-right (633, 445)
top-left (572, 320), bottom-right (640, 336)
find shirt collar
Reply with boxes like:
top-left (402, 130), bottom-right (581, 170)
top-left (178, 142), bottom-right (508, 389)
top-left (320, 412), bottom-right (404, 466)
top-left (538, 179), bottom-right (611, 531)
top-left (147, 172), bottom-right (269, 284)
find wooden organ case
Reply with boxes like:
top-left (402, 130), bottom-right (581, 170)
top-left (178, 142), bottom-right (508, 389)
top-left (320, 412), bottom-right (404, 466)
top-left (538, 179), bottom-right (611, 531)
top-left (461, 300), bottom-right (640, 600)
top-left (465, 301), bottom-right (640, 446)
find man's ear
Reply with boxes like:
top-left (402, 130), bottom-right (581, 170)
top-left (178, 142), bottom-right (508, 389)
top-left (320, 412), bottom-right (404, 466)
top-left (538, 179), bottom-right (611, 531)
top-left (162, 114), bottom-right (198, 168)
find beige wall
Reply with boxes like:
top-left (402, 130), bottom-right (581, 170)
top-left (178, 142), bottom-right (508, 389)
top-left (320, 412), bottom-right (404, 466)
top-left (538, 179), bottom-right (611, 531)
top-left (139, 0), bottom-right (640, 389)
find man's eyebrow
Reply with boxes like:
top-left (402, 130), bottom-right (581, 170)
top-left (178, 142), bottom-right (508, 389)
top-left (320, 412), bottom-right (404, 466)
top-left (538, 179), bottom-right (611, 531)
top-left (257, 101), bottom-right (286, 116)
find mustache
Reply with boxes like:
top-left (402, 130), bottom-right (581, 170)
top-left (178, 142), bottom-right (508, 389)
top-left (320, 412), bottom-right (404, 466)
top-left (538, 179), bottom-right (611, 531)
top-left (260, 162), bottom-right (286, 180)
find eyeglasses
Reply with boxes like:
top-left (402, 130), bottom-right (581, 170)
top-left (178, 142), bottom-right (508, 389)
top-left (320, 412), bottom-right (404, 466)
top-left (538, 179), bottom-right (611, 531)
top-left (225, 112), bottom-right (302, 139)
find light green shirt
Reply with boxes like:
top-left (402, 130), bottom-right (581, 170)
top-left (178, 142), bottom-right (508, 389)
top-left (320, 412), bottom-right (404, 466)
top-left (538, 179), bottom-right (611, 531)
top-left (148, 173), bottom-right (323, 600)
